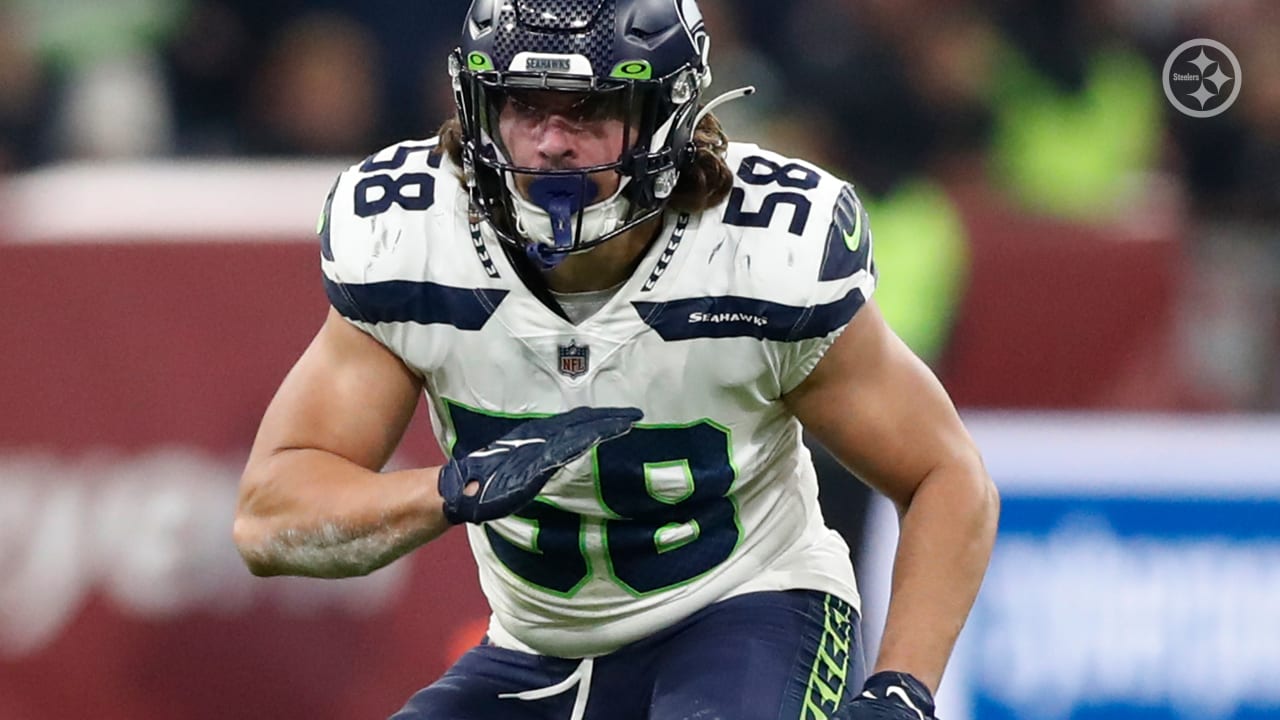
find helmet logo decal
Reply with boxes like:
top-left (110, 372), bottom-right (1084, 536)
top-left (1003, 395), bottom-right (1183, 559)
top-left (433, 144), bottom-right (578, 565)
top-left (611, 60), bottom-right (653, 80)
top-left (510, 52), bottom-right (594, 76)
top-left (676, 0), bottom-right (703, 29)
top-left (526, 57), bottom-right (572, 72)
top-left (676, 0), bottom-right (706, 46)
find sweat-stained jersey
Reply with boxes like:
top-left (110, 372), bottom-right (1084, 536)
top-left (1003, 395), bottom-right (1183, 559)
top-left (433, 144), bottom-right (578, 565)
top-left (320, 138), bottom-right (877, 658)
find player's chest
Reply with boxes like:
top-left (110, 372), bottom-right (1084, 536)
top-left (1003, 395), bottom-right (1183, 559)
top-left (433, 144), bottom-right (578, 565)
top-left (427, 296), bottom-right (775, 422)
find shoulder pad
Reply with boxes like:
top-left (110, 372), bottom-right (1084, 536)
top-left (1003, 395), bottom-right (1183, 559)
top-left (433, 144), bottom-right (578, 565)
top-left (343, 138), bottom-right (451, 219)
top-left (320, 138), bottom-right (458, 284)
top-left (715, 143), bottom-right (874, 286)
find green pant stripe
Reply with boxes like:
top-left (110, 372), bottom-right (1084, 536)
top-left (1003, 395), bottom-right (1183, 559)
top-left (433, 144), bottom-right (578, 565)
top-left (798, 594), bottom-right (854, 720)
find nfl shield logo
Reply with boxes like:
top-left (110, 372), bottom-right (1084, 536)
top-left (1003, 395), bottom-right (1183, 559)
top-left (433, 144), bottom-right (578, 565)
top-left (558, 341), bottom-right (590, 379)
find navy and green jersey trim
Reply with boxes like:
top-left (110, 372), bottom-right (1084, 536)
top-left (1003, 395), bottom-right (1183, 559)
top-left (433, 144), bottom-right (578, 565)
top-left (818, 185), bottom-right (873, 282)
top-left (631, 286), bottom-right (867, 342)
top-left (324, 277), bottom-right (508, 330)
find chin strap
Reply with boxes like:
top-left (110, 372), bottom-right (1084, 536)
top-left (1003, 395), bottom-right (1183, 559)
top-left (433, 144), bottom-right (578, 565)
top-left (695, 85), bottom-right (756, 127)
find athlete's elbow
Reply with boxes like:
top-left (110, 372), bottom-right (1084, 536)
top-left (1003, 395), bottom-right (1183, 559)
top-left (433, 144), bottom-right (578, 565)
top-left (240, 553), bottom-right (283, 578)
top-left (956, 445), bottom-right (1000, 541)
top-left (964, 440), bottom-right (998, 498)
top-left (916, 444), bottom-right (998, 519)
top-left (977, 460), bottom-right (1001, 538)
top-left (233, 468), bottom-right (281, 574)
top-left (232, 514), bottom-right (284, 576)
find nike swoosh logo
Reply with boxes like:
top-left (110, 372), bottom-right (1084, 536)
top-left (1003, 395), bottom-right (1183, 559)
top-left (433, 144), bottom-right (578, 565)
top-left (476, 471), bottom-right (500, 503)
top-left (843, 209), bottom-right (863, 252)
top-left (887, 687), bottom-right (926, 720)
top-left (496, 438), bottom-right (548, 449)
top-left (469, 438), bottom-right (547, 459)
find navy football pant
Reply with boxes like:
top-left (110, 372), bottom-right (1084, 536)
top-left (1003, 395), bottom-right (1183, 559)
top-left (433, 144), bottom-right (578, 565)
top-left (390, 590), bottom-right (864, 720)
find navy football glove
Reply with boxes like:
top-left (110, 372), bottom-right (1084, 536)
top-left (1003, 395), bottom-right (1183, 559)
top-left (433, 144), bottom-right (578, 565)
top-left (438, 406), bottom-right (643, 524)
top-left (837, 671), bottom-right (937, 720)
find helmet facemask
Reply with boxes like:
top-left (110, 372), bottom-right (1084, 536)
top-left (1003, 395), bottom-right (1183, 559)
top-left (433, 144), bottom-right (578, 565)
top-left (451, 50), bottom-right (706, 268)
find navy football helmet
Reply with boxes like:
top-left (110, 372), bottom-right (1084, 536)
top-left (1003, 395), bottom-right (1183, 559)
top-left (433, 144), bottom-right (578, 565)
top-left (451, 0), bottom-right (714, 268)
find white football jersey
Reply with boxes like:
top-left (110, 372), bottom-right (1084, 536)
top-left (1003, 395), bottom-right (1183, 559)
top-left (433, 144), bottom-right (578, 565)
top-left (321, 138), bottom-right (876, 658)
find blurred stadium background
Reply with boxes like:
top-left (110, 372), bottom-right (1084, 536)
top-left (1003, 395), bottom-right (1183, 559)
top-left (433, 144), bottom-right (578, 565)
top-left (1, 0), bottom-right (1278, 718)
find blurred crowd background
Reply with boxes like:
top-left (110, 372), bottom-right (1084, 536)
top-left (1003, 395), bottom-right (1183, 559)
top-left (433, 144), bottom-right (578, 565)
top-left (3, 0), bottom-right (1277, 409)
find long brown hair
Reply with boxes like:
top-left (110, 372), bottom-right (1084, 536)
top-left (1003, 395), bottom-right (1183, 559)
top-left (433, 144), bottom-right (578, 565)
top-left (435, 112), bottom-right (734, 213)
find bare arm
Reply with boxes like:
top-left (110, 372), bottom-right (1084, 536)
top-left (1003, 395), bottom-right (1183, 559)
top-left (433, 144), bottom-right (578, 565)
top-left (233, 308), bottom-right (452, 578)
top-left (784, 301), bottom-right (1000, 693)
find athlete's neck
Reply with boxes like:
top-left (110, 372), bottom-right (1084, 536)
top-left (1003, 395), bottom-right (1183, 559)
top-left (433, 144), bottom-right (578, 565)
top-left (540, 215), bottom-right (665, 293)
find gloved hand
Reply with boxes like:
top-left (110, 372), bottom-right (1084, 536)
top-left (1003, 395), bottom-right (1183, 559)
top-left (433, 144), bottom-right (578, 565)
top-left (837, 671), bottom-right (937, 720)
top-left (438, 406), bottom-right (643, 524)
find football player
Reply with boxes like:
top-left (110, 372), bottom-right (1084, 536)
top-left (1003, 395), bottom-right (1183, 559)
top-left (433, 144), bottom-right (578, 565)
top-left (233, 1), bottom-right (999, 719)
